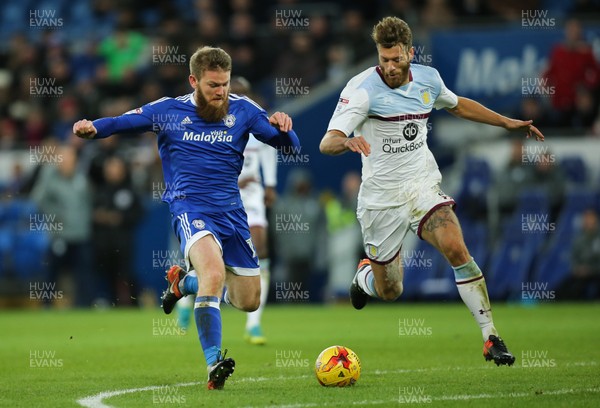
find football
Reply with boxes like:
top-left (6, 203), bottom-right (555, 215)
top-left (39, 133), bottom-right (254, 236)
top-left (315, 345), bottom-right (361, 387)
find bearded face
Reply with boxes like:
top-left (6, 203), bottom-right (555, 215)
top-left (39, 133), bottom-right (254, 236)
top-left (195, 87), bottom-right (230, 123)
top-left (190, 69), bottom-right (231, 122)
top-left (377, 44), bottom-right (413, 88)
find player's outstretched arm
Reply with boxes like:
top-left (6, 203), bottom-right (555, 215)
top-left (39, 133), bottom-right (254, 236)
top-left (447, 96), bottom-right (544, 141)
top-left (320, 130), bottom-right (371, 156)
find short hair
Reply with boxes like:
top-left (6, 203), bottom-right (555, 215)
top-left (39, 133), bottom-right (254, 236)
top-left (189, 46), bottom-right (232, 78)
top-left (371, 17), bottom-right (413, 50)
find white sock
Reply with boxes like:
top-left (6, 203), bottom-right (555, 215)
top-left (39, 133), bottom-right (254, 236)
top-left (356, 262), bottom-right (378, 298)
top-left (246, 259), bottom-right (270, 329)
top-left (453, 258), bottom-right (498, 341)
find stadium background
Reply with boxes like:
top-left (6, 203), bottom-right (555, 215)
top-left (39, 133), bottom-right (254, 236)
top-left (1, 0), bottom-right (599, 307)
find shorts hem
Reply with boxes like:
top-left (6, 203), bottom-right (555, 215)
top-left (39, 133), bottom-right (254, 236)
top-left (416, 200), bottom-right (456, 239)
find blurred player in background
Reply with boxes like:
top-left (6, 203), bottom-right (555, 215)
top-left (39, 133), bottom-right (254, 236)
top-left (175, 76), bottom-right (277, 345)
top-left (320, 17), bottom-right (545, 366)
top-left (73, 46), bottom-right (300, 389)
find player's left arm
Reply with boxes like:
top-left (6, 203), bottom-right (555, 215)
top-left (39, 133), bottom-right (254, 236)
top-left (251, 111), bottom-right (300, 151)
top-left (446, 96), bottom-right (544, 141)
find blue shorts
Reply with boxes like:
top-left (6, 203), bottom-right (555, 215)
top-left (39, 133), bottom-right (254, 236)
top-left (172, 208), bottom-right (260, 276)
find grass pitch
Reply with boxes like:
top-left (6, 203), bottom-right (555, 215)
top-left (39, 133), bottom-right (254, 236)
top-left (1, 302), bottom-right (599, 407)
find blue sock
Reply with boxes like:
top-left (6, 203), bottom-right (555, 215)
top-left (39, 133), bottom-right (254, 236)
top-left (182, 275), bottom-right (198, 295)
top-left (194, 296), bottom-right (222, 366)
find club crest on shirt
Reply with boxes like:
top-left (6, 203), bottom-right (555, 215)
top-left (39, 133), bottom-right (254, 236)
top-left (223, 114), bottom-right (236, 128)
top-left (192, 219), bottom-right (205, 230)
top-left (419, 88), bottom-right (431, 106)
top-left (367, 244), bottom-right (378, 258)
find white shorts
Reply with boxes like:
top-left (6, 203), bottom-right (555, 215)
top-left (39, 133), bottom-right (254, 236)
top-left (240, 182), bottom-right (267, 228)
top-left (357, 183), bottom-right (455, 264)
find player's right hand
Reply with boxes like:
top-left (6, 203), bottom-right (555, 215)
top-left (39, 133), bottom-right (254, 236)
top-left (73, 119), bottom-right (97, 139)
top-left (345, 135), bottom-right (371, 156)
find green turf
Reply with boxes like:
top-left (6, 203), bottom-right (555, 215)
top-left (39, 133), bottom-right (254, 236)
top-left (1, 302), bottom-right (599, 407)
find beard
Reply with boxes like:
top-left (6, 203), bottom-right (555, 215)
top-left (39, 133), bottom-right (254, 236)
top-left (382, 63), bottom-right (410, 88)
top-left (195, 90), bottom-right (229, 123)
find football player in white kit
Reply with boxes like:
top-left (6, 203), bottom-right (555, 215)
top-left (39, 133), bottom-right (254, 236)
top-left (320, 17), bottom-right (545, 366)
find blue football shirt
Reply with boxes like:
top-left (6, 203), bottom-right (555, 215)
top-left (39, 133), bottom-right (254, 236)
top-left (92, 92), bottom-right (300, 215)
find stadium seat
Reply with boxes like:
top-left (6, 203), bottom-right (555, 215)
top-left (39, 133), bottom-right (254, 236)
top-left (486, 213), bottom-right (545, 300)
top-left (456, 157), bottom-right (492, 221)
top-left (12, 230), bottom-right (50, 280)
top-left (3, 199), bottom-right (38, 229)
top-left (560, 157), bottom-right (587, 185)
top-left (532, 189), bottom-right (596, 292)
top-left (0, 228), bottom-right (13, 277)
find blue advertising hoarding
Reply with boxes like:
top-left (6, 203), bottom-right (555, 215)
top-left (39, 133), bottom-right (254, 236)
top-left (431, 28), bottom-right (564, 112)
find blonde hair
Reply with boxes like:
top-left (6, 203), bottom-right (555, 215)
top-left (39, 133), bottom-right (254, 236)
top-left (189, 46), bottom-right (232, 78)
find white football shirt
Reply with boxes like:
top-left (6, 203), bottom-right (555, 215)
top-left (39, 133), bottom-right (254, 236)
top-left (327, 64), bottom-right (458, 209)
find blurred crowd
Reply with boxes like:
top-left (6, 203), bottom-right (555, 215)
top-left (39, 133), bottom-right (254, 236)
top-left (1, 0), bottom-right (600, 306)
top-left (0, 0), bottom-right (599, 151)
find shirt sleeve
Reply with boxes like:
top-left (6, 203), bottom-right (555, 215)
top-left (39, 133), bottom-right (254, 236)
top-left (326, 86), bottom-right (369, 137)
top-left (248, 108), bottom-right (300, 151)
top-left (433, 70), bottom-right (458, 110)
top-left (92, 99), bottom-right (163, 138)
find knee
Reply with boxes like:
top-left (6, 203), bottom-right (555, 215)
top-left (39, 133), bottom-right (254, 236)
top-left (378, 282), bottom-right (403, 301)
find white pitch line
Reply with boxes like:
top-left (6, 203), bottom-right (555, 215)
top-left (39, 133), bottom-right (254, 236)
top-left (243, 388), bottom-right (600, 408)
top-left (76, 363), bottom-right (599, 408)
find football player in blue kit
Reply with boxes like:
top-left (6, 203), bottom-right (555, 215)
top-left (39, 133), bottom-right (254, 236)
top-left (73, 46), bottom-right (300, 389)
